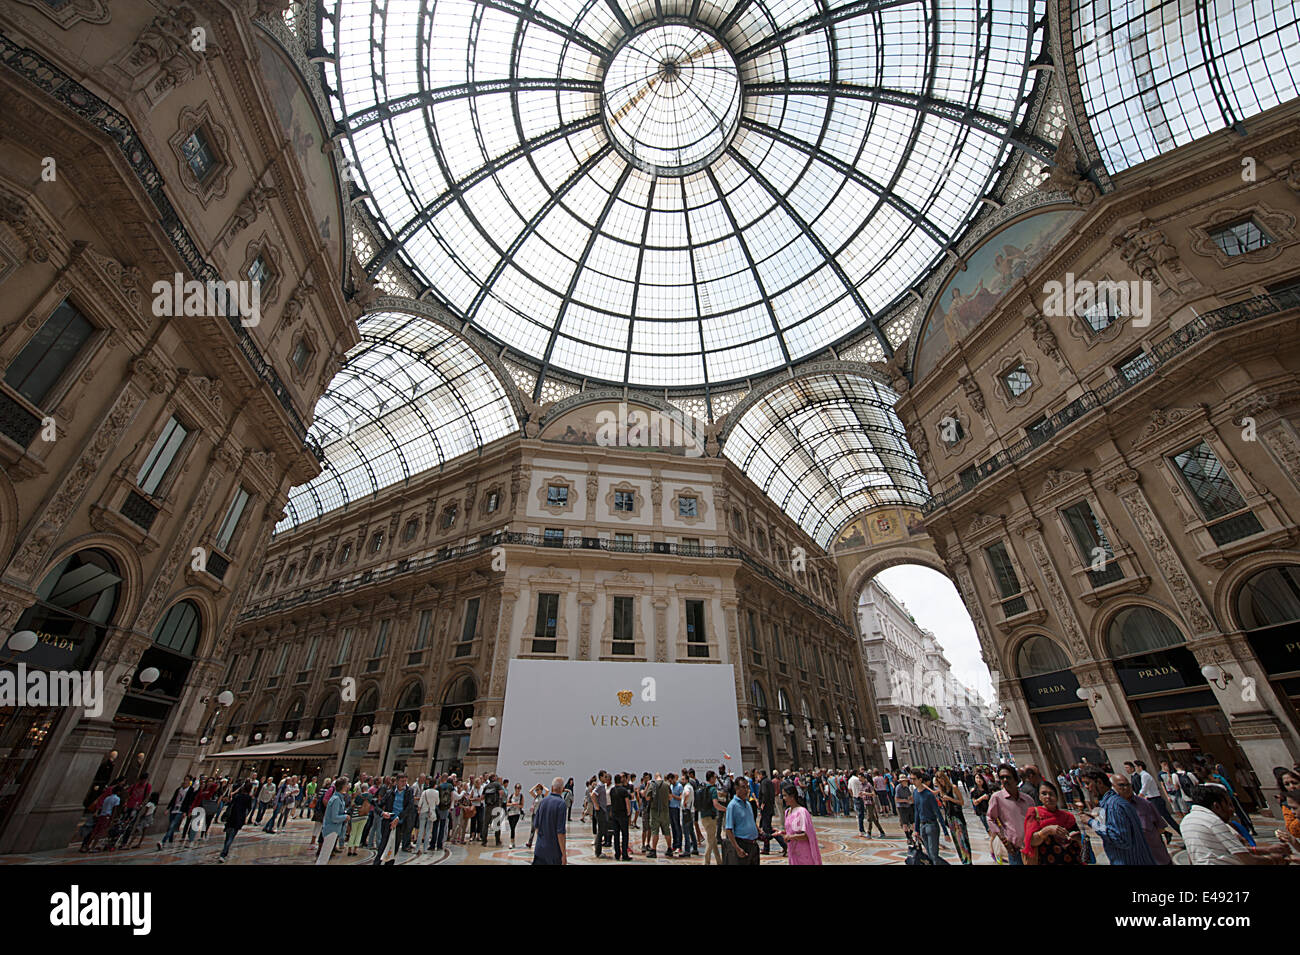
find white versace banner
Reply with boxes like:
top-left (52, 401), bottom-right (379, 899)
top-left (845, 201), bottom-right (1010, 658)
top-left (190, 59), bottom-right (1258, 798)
top-left (494, 660), bottom-right (743, 790)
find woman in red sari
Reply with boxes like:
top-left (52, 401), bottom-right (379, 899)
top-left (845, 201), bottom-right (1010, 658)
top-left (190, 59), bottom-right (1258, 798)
top-left (1023, 779), bottom-right (1084, 865)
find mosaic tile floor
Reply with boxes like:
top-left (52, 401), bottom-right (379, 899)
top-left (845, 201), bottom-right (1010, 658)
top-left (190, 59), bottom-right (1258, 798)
top-left (1, 808), bottom-right (1288, 865)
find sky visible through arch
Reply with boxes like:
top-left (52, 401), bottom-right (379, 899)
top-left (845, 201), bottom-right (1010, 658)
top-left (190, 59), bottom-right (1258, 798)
top-left (874, 564), bottom-right (993, 704)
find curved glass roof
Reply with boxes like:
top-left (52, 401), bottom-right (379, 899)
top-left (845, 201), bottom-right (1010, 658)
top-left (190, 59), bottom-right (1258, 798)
top-left (722, 371), bottom-right (927, 548)
top-left (325, 0), bottom-right (1048, 389)
top-left (1073, 0), bottom-right (1300, 174)
top-left (278, 311), bottom-right (518, 532)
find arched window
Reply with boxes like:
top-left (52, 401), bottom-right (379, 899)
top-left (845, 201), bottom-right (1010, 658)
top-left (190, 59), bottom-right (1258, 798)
top-left (151, 600), bottom-right (201, 657)
top-left (349, 686), bottom-right (380, 736)
top-left (394, 681), bottom-right (424, 734)
top-left (1106, 606), bottom-right (1185, 659)
top-left (1236, 565), bottom-right (1300, 630)
top-left (1016, 634), bottom-right (1071, 677)
top-left (13, 548), bottom-right (121, 671)
top-left (442, 674), bottom-right (477, 704)
top-left (281, 696), bottom-right (305, 739)
top-left (311, 692), bottom-right (339, 739)
top-left (751, 681), bottom-right (767, 710)
top-left (777, 688), bottom-right (791, 716)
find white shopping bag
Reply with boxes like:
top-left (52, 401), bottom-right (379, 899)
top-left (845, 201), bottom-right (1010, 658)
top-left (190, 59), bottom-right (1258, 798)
top-left (316, 831), bottom-right (339, 865)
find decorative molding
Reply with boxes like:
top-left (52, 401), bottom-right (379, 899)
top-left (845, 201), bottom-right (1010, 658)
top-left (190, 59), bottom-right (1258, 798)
top-left (1188, 205), bottom-right (1297, 268)
top-left (1022, 530), bottom-right (1090, 661)
top-left (1115, 485), bottom-right (1217, 636)
top-left (14, 0), bottom-right (109, 29)
top-left (10, 383), bottom-right (146, 580)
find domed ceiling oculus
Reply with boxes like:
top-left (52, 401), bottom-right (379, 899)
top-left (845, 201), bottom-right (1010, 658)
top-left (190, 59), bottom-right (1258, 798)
top-left (324, 0), bottom-right (1050, 390)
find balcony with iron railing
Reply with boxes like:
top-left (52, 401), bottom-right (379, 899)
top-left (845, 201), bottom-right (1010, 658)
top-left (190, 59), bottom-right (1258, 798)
top-left (922, 288), bottom-right (1300, 515)
top-left (238, 530), bottom-right (850, 633)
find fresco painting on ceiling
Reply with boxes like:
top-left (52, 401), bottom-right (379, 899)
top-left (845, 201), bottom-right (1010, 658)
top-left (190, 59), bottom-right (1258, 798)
top-left (256, 36), bottom-right (344, 275)
top-left (913, 209), bottom-right (1082, 381)
top-left (834, 507), bottom-right (925, 551)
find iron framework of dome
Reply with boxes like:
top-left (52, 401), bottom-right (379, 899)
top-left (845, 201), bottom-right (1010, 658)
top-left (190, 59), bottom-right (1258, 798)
top-left (723, 371), bottom-right (926, 548)
top-left (278, 311), bottom-right (517, 532)
top-left (322, 0), bottom-right (1053, 391)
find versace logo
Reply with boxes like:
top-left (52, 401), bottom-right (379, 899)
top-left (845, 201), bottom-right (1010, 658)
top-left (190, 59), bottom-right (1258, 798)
top-left (617, 690), bottom-right (633, 707)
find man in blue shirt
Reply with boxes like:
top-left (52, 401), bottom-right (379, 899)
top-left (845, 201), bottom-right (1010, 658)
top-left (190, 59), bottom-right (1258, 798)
top-left (532, 776), bottom-right (568, 865)
top-left (723, 775), bottom-right (760, 865)
top-left (668, 773), bottom-right (684, 855)
top-left (909, 771), bottom-right (950, 864)
top-left (373, 773), bottom-right (415, 865)
top-left (1080, 767), bottom-right (1155, 865)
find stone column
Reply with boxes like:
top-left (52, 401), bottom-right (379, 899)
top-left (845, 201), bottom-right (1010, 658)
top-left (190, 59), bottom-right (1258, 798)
top-left (1187, 632), bottom-right (1300, 787)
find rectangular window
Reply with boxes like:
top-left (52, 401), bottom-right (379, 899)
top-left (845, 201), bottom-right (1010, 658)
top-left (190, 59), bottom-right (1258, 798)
top-left (543, 528), bottom-right (564, 546)
top-left (221, 654), bottom-right (239, 686)
top-left (1117, 349), bottom-right (1155, 385)
top-left (1002, 364), bottom-right (1032, 397)
top-left (272, 643), bottom-right (289, 676)
top-left (247, 255), bottom-right (270, 288)
top-left (460, 598), bottom-right (479, 642)
top-left (413, 610), bottom-right (432, 651)
top-left (774, 624), bottom-right (785, 660)
top-left (680, 537), bottom-right (700, 555)
top-left (215, 486), bottom-right (250, 550)
top-left (958, 465), bottom-right (980, 491)
top-left (1025, 415), bottom-right (1052, 445)
top-left (685, 599), bottom-right (708, 657)
top-left (181, 129), bottom-right (216, 181)
top-left (547, 485), bottom-right (568, 506)
top-left (373, 620), bottom-right (390, 658)
top-left (1211, 218), bottom-right (1271, 257)
top-left (612, 532), bottom-right (634, 551)
top-left (984, 541), bottom-right (1022, 598)
top-left (1172, 441), bottom-right (1248, 521)
top-left (1061, 500), bottom-right (1112, 563)
top-left (136, 416), bottom-right (189, 496)
top-left (303, 635), bottom-right (320, 670)
top-left (880, 714), bottom-right (891, 734)
top-left (4, 300), bottom-right (94, 408)
top-left (613, 490), bottom-right (635, 512)
top-left (678, 496), bottom-right (698, 518)
top-left (291, 340), bottom-right (310, 370)
top-left (335, 628), bottom-right (353, 665)
top-left (485, 491), bottom-right (499, 513)
top-left (533, 592), bottom-right (559, 653)
top-left (612, 595), bottom-right (634, 655)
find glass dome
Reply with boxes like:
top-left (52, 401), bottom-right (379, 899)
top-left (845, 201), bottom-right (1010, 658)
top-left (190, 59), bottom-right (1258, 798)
top-left (324, 0), bottom-right (1049, 388)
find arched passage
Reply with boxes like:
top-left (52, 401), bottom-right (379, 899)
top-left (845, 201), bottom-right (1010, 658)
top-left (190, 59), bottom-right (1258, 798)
top-left (849, 541), bottom-right (1000, 772)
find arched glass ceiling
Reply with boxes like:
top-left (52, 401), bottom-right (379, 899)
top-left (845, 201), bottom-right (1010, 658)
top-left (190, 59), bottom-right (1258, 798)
top-left (278, 311), bottom-right (518, 532)
top-left (722, 372), bottom-right (928, 548)
top-left (1073, 0), bottom-right (1300, 174)
top-left (323, 0), bottom-right (1050, 390)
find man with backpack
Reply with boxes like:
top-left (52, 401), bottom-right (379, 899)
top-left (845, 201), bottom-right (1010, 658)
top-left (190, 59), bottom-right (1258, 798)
top-left (435, 774), bottom-right (454, 850)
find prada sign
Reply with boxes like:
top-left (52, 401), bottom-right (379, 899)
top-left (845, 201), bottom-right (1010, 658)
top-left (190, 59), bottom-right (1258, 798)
top-left (1246, 621), bottom-right (1300, 677)
top-left (1021, 669), bottom-right (1080, 710)
top-left (1113, 646), bottom-right (1206, 698)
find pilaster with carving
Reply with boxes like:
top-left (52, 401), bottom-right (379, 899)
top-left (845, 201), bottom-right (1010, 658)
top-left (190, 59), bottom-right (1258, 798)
top-left (1106, 470), bottom-right (1218, 636)
top-left (1015, 519), bottom-right (1092, 661)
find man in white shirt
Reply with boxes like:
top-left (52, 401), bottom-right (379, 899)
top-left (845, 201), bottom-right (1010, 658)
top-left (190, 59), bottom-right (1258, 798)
top-left (848, 770), bottom-right (866, 833)
top-left (1181, 784), bottom-right (1289, 865)
top-left (1134, 759), bottom-right (1179, 832)
top-left (680, 774), bottom-right (697, 857)
top-left (416, 780), bottom-right (439, 853)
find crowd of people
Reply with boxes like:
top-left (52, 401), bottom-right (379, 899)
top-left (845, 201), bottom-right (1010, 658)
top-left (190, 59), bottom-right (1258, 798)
top-left (69, 755), bottom-right (1300, 865)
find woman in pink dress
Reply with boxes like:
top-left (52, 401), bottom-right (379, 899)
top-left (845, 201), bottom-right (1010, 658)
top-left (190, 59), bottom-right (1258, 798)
top-left (781, 782), bottom-right (823, 865)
